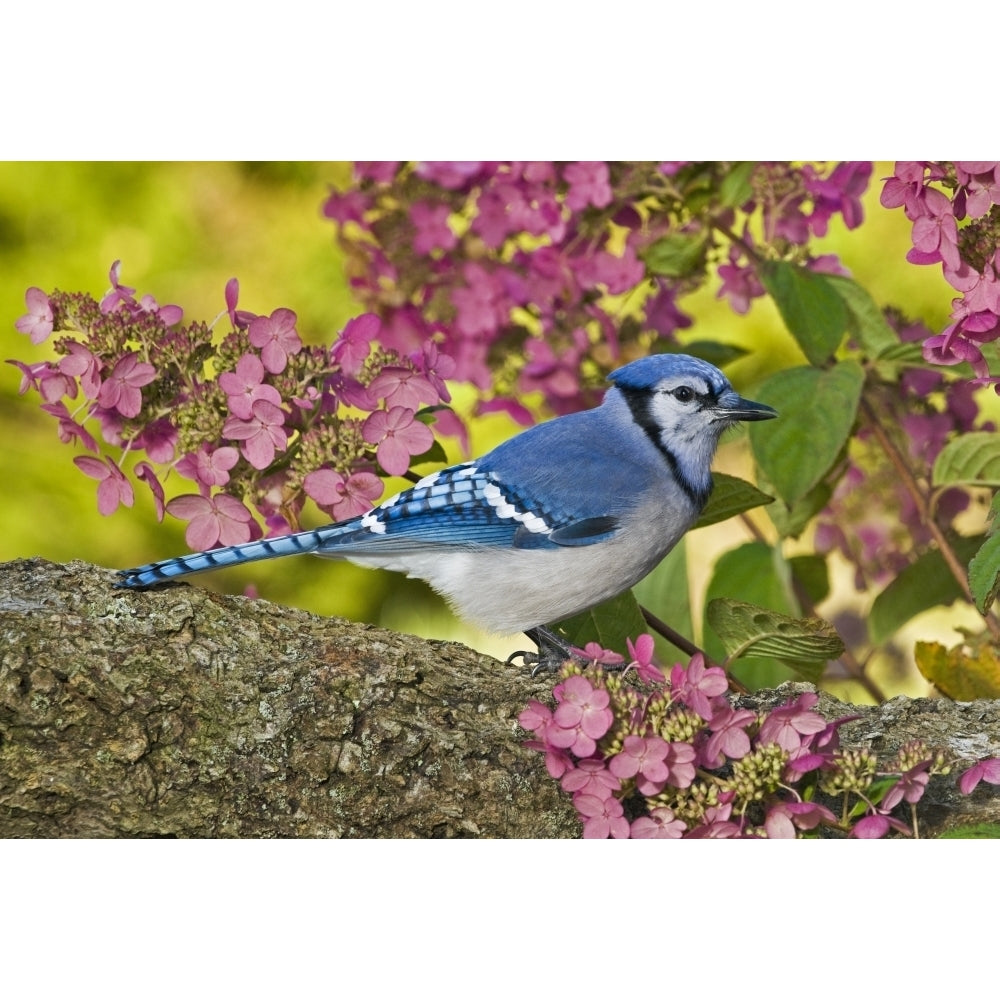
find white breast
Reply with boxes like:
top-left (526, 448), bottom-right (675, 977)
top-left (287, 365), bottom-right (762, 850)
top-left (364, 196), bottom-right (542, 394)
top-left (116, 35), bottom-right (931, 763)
top-left (342, 495), bottom-right (696, 634)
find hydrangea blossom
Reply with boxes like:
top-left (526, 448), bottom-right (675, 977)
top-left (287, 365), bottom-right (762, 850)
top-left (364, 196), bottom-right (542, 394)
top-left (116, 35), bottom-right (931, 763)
top-left (9, 264), bottom-right (454, 547)
top-left (520, 639), bottom-right (986, 839)
top-left (325, 161), bottom-right (870, 417)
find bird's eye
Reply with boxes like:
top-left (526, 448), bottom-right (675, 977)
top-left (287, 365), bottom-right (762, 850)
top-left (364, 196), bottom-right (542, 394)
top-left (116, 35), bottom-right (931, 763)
top-left (672, 386), bottom-right (696, 403)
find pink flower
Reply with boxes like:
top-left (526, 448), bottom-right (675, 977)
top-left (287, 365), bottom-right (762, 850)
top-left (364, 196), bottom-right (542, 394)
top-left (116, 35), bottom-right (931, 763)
top-left (561, 759), bottom-right (621, 800)
top-left (177, 445), bottom-right (240, 491)
top-left (248, 308), bottom-right (302, 374)
top-left (644, 283), bottom-right (693, 338)
top-left (958, 757), bottom-right (1000, 795)
top-left (7, 359), bottom-right (46, 395)
top-left (58, 342), bottom-right (102, 399)
top-left (704, 706), bottom-right (756, 765)
top-left (354, 162), bottom-right (401, 184)
top-left (135, 418), bottom-right (177, 464)
top-left (850, 813), bottom-right (912, 839)
top-left (135, 461), bottom-right (166, 520)
top-left (805, 160), bottom-right (872, 235)
top-left (548, 675), bottom-right (613, 757)
top-left (670, 653), bottom-right (728, 720)
top-left (764, 800), bottom-right (837, 839)
top-left (880, 161), bottom-right (928, 219)
top-left (303, 468), bottom-right (384, 520)
top-left (575, 793), bottom-right (630, 839)
top-left (908, 187), bottom-right (961, 271)
top-left (40, 401), bottom-right (98, 452)
top-left (626, 633), bottom-right (665, 684)
top-left (758, 692), bottom-right (827, 752)
top-left (882, 761), bottom-right (932, 811)
top-left (414, 161), bottom-right (490, 190)
top-left (134, 293), bottom-right (183, 326)
top-left (563, 161), bottom-right (613, 211)
top-left (630, 808), bottom-right (686, 839)
top-left (519, 337), bottom-right (585, 401)
top-left (35, 362), bottom-right (77, 403)
top-left (452, 263), bottom-right (507, 338)
top-left (410, 340), bottom-right (455, 404)
top-left (224, 277), bottom-right (256, 329)
top-left (717, 247), bottom-right (765, 314)
top-left (74, 455), bottom-right (135, 515)
top-left (332, 313), bottom-right (380, 375)
top-left (166, 492), bottom-right (257, 549)
top-left (575, 246), bottom-right (644, 295)
top-left (553, 675), bottom-right (613, 736)
top-left (609, 735), bottom-right (670, 789)
top-left (368, 365), bottom-right (439, 410)
top-left (223, 399), bottom-right (288, 469)
top-left (610, 737), bottom-right (695, 794)
top-left (570, 642), bottom-right (625, 668)
top-left (923, 329), bottom-right (989, 378)
top-left (362, 406), bottom-right (434, 476)
top-left (321, 188), bottom-right (370, 225)
top-left (219, 353), bottom-right (282, 419)
top-left (410, 200), bottom-right (457, 254)
top-left (473, 186), bottom-right (519, 247)
top-left (519, 699), bottom-right (552, 734)
top-left (96, 352), bottom-right (157, 418)
top-left (99, 259), bottom-right (136, 313)
top-left (15, 287), bottom-right (54, 344)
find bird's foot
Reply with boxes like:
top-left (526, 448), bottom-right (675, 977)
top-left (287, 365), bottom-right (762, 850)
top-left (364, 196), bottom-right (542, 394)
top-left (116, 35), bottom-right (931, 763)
top-left (507, 626), bottom-right (585, 676)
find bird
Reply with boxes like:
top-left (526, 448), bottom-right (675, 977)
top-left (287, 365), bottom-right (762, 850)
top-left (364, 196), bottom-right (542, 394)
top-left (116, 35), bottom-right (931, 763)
top-left (117, 353), bottom-right (777, 663)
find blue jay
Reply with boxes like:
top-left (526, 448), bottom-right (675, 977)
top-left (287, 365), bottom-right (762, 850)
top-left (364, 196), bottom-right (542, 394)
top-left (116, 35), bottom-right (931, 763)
top-left (117, 353), bottom-right (776, 659)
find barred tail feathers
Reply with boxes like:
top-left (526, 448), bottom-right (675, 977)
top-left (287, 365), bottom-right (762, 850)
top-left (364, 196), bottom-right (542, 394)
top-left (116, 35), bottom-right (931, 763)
top-left (116, 524), bottom-right (350, 588)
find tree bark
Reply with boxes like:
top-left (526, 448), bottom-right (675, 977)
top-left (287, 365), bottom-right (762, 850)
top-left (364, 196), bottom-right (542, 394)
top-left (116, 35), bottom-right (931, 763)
top-left (2, 557), bottom-right (999, 837)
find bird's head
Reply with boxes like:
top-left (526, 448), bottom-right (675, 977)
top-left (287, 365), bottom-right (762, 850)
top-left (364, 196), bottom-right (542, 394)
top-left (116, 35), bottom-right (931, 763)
top-left (606, 354), bottom-right (776, 495)
top-left (608, 353), bottom-right (776, 435)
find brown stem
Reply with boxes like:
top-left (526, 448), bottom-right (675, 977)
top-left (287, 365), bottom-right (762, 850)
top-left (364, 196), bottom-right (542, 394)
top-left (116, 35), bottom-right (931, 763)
top-left (639, 605), bottom-right (749, 695)
top-left (860, 396), bottom-right (1000, 642)
top-left (736, 513), bottom-right (888, 702)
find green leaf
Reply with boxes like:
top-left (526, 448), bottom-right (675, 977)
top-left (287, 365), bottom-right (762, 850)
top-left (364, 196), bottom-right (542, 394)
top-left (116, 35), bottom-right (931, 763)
top-left (405, 438), bottom-right (449, 467)
top-left (718, 161), bottom-right (757, 208)
top-left (760, 477), bottom-right (834, 539)
top-left (695, 473), bottom-right (774, 529)
top-left (870, 539), bottom-right (983, 645)
top-left (642, 232), bottom-right (708, 279)
top-left (790, 553), bottom-right (830, 606)
top-left (823, 274), bottom-right (900, 359)
top-left (749, 362), bottom-right (864, 508)
top-left (759, 260), bottom-right (848, 365)
top-left (706, 599), bottom-right (845, 664)
top-left (938, 823), bottom-right (1000, 839)
top-left (915, 640), bottom-right (1000, 700)
top-left (553, 590), bottom-right (648, 656)
top-left (663, 340), bottom-right (747, 369)
top-left (969, 533), bottom-right (1000, 614)
top-left (702, 542), bottom-right (826, 686)
top-left (933, 432), bottom-right (1000, 488)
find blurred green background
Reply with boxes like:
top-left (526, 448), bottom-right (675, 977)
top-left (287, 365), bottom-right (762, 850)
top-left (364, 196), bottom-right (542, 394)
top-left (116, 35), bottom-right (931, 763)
top-left (0, 162), bottom-right (963, 678)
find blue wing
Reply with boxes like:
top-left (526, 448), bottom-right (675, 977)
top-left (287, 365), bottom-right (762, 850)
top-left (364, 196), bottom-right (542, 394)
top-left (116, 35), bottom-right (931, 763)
top-left (318, 462), bottom-right (620, 555)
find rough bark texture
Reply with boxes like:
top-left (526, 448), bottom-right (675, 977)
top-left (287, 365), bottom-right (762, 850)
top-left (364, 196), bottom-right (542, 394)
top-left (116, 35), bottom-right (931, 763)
top-left (2, 557), bottom-right (999, 837)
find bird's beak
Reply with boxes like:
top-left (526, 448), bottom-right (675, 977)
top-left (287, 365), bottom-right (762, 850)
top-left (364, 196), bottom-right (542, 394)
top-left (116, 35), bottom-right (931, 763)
top-left (715, 390), bottom-right (778, 423)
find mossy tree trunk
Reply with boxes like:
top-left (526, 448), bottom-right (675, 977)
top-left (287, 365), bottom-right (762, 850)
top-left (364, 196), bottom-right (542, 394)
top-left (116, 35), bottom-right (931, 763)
top-left (2, 558), bottom-right (999, 837)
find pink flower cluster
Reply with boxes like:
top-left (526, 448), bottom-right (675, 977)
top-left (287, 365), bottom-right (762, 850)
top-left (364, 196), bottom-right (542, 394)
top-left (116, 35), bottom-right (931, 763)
top-left (9, 262), bottom-right (455, 547)
top-left (715, 161), bottom-right (871, 315)
top-left (881, 162), bottom-right (1000, 385)
top-left (520, 640), bottom-right (998, 839)
top-left (324, 161), bottom-right (870, 420)
top-left (815, 311), bottom-right (991, 591)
